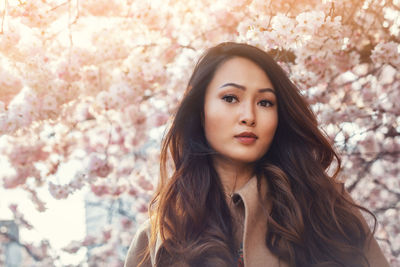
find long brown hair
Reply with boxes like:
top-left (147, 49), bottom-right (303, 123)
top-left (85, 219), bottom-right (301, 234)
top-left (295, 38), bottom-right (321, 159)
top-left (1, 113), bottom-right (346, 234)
top-left (139, 42), bottom-right (376, 267)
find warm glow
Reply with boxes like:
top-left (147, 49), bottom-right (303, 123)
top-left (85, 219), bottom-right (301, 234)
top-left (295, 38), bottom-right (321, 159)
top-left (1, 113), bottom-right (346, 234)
top-left (0, 0), bottom-right (398, 265)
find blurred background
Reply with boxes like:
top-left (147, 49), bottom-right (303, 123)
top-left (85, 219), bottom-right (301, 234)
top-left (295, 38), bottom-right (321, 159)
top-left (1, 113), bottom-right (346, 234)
top-left (0, 0), bottom-right (399, 266)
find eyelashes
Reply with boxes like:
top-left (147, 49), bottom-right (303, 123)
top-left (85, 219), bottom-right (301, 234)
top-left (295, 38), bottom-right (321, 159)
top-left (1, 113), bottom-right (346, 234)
top-left (221, 94), bottom-right (238, 103)
top-left (221, 94), bottom-right (274, 107)
top-left (258, 99), bottom-right (274, 107)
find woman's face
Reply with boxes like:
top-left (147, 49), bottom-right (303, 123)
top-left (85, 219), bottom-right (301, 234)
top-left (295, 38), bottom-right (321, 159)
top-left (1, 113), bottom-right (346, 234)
top-left (203, 56), bottom-right (278, 164)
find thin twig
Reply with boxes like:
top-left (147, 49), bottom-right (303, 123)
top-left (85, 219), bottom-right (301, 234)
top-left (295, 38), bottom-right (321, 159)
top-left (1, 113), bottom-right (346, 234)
top-left (67, 0), bottom-right (73, 66)
top-left (373, 203), bottom-right (399, 214)
top-left (75, 0), bottom-right (79, 23)
top-left (373, 179), bottom-right (400, 198)
top-left (47, 0), bottom-right (69, 13)
top-left (1, 0), bottom-right (7, 34)
top-left (346, 157), bottom-right (375, 193)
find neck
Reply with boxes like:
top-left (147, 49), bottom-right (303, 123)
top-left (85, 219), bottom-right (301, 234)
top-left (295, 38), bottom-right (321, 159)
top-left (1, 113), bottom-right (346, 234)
top-left (212, 155), bottom-right (255, 197)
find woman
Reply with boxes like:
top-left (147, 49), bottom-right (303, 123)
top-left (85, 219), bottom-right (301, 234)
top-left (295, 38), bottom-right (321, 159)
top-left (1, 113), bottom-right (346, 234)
top-left (124, 42), bottom-right (389, 267)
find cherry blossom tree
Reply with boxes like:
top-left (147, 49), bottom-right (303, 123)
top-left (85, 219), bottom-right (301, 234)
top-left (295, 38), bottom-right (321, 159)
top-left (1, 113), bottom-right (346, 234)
top-left (0, 0), bottom-right (399, 265)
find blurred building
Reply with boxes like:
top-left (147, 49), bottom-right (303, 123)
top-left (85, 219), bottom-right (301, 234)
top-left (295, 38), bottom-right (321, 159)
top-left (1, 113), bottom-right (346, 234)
top-left (84, 192), bottom-right (141, 265)
top-left (0, 220), bottom-right (21, 267)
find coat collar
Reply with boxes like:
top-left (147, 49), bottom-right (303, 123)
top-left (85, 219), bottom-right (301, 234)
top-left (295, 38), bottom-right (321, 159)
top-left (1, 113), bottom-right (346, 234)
top-left (150, 175), bottom-right (287, 266)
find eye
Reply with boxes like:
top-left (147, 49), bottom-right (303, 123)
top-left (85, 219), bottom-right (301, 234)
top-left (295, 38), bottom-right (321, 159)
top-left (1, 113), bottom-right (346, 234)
top-left (221, 94), bottom-right (238, 103)
top-left (258, 100), bottom-right (274, 107)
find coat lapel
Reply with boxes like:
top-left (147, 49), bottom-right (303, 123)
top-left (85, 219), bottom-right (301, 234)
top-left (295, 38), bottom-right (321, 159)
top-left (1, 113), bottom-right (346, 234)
top-left (234, 175), bottom-right (288, 267)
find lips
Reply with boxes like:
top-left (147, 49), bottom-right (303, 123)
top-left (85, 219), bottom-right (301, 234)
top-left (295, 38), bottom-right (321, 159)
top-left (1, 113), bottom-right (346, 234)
top-left (234, 132), bottom-right (258, 138)
top-left (234, 132), bottom-right (258, 145)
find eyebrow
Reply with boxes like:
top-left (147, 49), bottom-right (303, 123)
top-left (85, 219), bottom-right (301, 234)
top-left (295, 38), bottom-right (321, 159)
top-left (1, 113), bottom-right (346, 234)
top-left (218, 82), bottom-right (276, 94)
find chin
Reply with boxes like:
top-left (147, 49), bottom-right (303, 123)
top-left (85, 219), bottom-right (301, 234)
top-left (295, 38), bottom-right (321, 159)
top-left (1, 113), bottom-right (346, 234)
top-left (238, 158), bottom-right (260, 164)
top-left (229, 154), bottom-right (262, 164)
top-left (235, 150), bottom-right (266, 162)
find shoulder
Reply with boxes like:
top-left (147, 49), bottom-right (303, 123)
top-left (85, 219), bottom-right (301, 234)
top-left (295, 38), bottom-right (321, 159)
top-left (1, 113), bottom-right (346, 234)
top-left (124, 219), bottom-right (152, 267)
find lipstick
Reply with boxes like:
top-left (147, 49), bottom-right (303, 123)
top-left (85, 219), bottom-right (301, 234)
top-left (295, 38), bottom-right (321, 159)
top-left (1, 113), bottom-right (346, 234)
top-left (235, 136), bottom-right (257, 144)
top-left (234, 132), bottom-right (258, 145)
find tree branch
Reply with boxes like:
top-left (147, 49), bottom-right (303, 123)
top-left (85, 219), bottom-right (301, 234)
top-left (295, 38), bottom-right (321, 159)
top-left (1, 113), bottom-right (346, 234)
top-left (373, 178), bottom-right (400, 198)
top-left (375, 236), bottom-right (400, 257)
top-left (0, 0), bottom-right (7, 34)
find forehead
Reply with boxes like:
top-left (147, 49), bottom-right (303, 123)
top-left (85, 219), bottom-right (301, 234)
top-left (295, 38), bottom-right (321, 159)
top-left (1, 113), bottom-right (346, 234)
top-left (208, 56), bottom-right (273, 89)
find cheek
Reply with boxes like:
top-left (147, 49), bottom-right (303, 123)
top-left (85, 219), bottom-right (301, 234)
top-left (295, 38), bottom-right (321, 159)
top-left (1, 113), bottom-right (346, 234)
top-left (203, 102), bottom-right (230, 143)
top-left (259, 113), bottom-right (279, 140)
top-left (204, 112), bottom-right (223, 142)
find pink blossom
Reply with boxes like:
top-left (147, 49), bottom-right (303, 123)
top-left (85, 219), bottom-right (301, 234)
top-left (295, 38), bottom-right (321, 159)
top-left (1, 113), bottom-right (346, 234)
top-left (29, 190), bottom-right (47, 212)
top-left (131, 130), bottom-right (148, 146)
top-left (271, 14), bottom-right (296, 36)
top-left (8, 146), bottom-right (31, 165)
top-left (162, 44), bottom-right (180, 63)
top-left (48, 182), bottom-right (70, 199)
top-left (6, 112), bottom-right (26, 133)
top-left (17, 1), bottom-right (55, 28)
top-left (127, 186), bottom-right (138, 197)
top-left (0, 27), bottom-right (20, 52)
top-left (0, 101), bottom-right (5, 113)
top-left (88, 154), bottom-right (112, 178)
top-left (110, 184), bottom-right (126, 196)
top-left (88, 154), bottom-right (106, 172)
top-left (96, 162), bottom-right (113, 178)
top-left (8, 143), bottom-right (49, 166)
top-left (82, 235), bottom-right (97, 246)
top-left (126, 105), bottom-right (147, 126)
top-left (3, 164), bottom-right (41, 188)
top-left (137, 176), bottom-right (154, 191)
top-left (69, 171), bottom-right (87, 191)
top-left (102, 227), bottom-right (112, 242)
top-left (3, 173), bottom-right (28, 189)
top-left (8, 102), bottom-right (35, 127)
top-left (0, 113), bottom-right (8, 134)
top-left (56, 60), bottom-right (82, 83)
top-left (75, 102), bottom-right (95, 122)
top-left (95, 90), bottom-right (124, 110)
top-left (109, 127), bottom-right (125, 146)
top-left (296, 11), bottom-right (325, 31)
top-left (371, 41), bottom-right (400, 68)
top-left (151, 112), bottom-right (169, 127)
top-left (95, 91), bottom-right (109, 110)
top-left (91, 183), bottom-right (110, 197)
top-left (80, 0), bottom-right (126, 16)
top-left (358, 133), bottom-right (381, 161)
top-left (62, 241), bottom-right (82, 254)
top-left (0, 69), bottom-right (23, 106)
top-left (82, 66), bottom-right (100, 89)
top-left (109, 83), bottom-right (134, 104)
top-left (26, 240), bottom-right (51, 261)
top-left (120, 217), bottom-right (133, 230)
top-left (40, 95), bottom-right (58, 113)
top-left (9, 204), bottom-right (18, 213)
top-left (214, 9), bottom-right (238, 29)
top-left (383, 137), bottom-right (400, 153)
top-left (138, 203), bottom-right (148, 213)
top-left (8, 204), bottom-right (33, 230)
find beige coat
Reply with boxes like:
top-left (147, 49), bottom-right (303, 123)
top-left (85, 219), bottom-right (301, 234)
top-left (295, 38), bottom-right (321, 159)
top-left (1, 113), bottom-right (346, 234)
top-left (124, 176), bottom-right (390, 267)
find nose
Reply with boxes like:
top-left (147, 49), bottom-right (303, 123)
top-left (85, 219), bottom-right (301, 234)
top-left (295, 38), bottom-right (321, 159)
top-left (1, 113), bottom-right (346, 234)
top-left (239, 102), bottom-right (256, 127)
